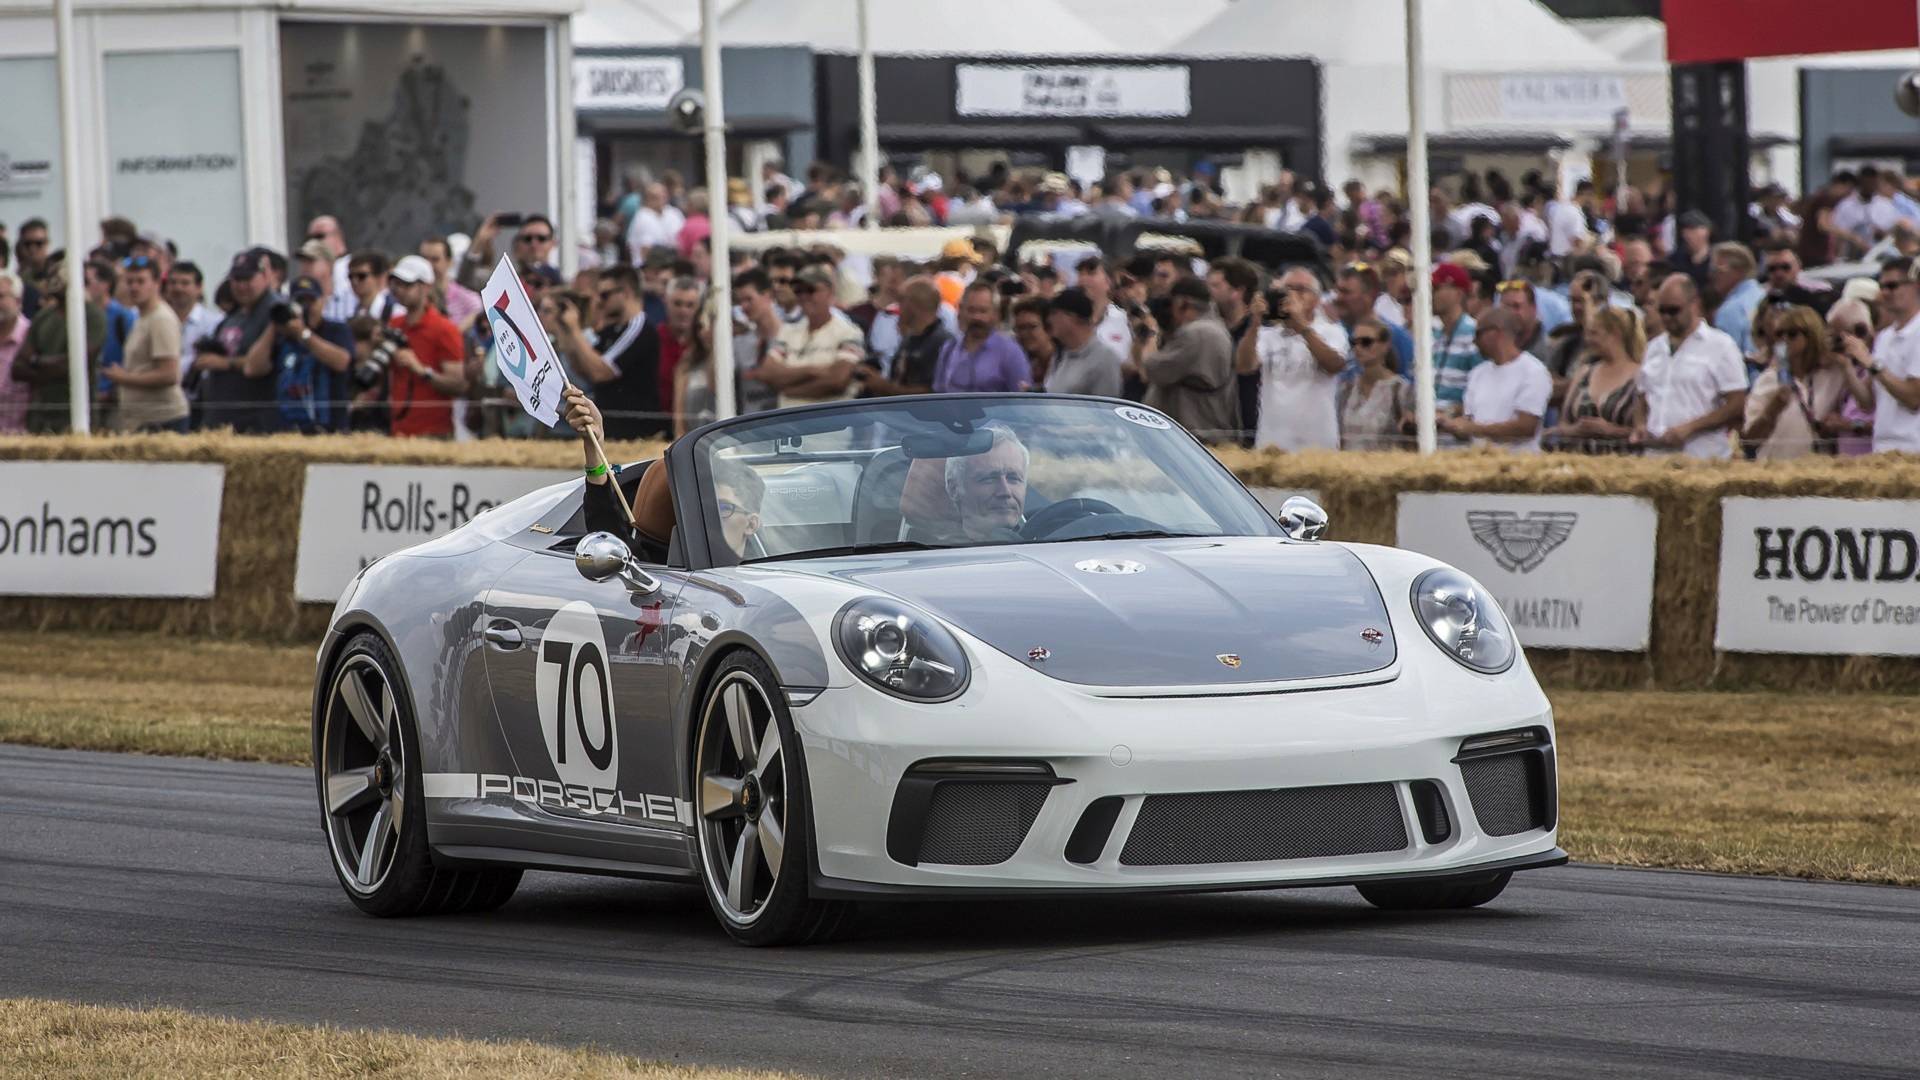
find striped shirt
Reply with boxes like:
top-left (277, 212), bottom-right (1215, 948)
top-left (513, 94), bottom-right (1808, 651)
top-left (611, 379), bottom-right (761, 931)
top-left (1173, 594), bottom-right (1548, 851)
top-left (1432, 313), bottom-right (1483, 407)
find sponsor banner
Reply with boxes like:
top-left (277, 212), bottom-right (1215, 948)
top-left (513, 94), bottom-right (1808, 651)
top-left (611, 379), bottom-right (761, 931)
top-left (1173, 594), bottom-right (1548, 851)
top-left (1715, 497), bottom-right (1920, 655)
top-left (294, 465), bottom-right (571, 602)
top-left (1396, 493), bottom-right (1657, 651)
top-left (0, 462), bottom-right (224, 597)
top-left (955, 64), bottom-right (1190, 118)
top-left (572, 55), bottom-right (685, 111)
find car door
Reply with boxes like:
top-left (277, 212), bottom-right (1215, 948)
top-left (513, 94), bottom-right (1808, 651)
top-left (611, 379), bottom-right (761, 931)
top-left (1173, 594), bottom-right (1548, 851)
top-left (479, 545), bottom-right (689, 837)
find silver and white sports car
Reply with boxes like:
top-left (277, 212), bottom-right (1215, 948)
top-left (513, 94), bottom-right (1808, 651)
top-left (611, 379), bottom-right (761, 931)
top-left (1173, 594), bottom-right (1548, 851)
top-left (313, 394), bottom-right (1564, 945)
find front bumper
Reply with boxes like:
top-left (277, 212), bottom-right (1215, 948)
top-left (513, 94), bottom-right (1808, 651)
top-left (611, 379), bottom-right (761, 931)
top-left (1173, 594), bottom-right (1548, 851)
top-left (792, 645), bottom-right (1561, 894)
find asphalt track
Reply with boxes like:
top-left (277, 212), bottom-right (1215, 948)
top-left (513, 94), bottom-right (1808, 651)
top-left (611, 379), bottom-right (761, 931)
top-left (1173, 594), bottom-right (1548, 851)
top-left (2, 744), bottom-right (1916, 1079)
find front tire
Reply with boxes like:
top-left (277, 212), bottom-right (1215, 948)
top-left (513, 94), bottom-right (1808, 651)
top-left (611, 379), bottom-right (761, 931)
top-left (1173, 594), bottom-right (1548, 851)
top-left (1356, 871), bottom-right (1511, 911)
top-left (693, 651), bottom-right (853, 946)
top-left (317, 633), bottom-right (522, 917)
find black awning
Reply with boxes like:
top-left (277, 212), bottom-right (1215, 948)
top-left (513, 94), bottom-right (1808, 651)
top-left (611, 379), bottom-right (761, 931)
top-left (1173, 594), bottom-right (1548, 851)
top-left (1354, 132), bottom-right (1575, 155)
top-left (1828, 134), bottom-right (1920, 155)
top-left (877, 123), bottom-right (1089, 147)
top-left (579, 113), bottom-right (811, 137)
top-left (1090, 123), bottom-right (1313, 147)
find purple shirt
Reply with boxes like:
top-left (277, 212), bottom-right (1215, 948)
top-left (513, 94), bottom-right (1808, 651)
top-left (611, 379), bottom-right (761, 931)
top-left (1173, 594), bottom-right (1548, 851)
top-left (934, 330), bottom-right (1030, 393)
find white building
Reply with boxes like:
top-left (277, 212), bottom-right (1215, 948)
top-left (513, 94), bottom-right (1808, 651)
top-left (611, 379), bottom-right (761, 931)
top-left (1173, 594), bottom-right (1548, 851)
top-left (0, 0), bottom-right (580, 268)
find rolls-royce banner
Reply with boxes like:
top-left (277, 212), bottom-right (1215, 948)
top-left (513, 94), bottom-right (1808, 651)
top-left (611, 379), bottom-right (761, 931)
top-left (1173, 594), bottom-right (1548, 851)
top-left (294, 465), bottom-right (572, 603)
top-left (1715, 497), bottom-right (1920, 655)
top-left (1395, 493), bottom-right (1657, 651)
top-left (0, 462), bottom-right (224, 597)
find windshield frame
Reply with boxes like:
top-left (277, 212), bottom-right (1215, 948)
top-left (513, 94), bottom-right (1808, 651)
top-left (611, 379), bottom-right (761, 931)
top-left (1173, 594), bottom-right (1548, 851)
top-left (668, 393), bottom-right (1280, 571)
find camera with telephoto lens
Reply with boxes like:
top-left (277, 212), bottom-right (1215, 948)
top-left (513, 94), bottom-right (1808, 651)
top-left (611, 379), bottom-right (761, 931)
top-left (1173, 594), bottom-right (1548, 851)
top-left (353, 327), bottom-right (409, 388)
top-left (268, 301), bottom-right (296, 326)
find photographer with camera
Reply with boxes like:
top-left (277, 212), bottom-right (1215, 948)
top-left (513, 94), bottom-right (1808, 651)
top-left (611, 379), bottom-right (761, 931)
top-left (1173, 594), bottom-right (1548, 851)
top-left (271, 275), bottom-right (356, 434)
top-left (1236, 267), bottom-right (1347, 451)
top-left (195, 250), bottom-right (283, 432)
top-left (372, 255), bottom-right (467, 438)
top-left (1134, 276), bottom-right (1239, 443)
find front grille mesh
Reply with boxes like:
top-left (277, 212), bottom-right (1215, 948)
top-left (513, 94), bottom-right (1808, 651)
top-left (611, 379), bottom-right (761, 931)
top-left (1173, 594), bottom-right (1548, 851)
top-left (1119, 782), bottom-right (1408, 866)
top-left (916, 781), bottom-right (1050, 865)
top-left (1461, 754), bottom-right (1545, 836)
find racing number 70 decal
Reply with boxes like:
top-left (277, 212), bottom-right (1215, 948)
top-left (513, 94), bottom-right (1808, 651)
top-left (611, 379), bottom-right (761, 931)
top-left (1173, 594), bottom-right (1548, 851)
top-left (535, 600), bottom-right (620, 791)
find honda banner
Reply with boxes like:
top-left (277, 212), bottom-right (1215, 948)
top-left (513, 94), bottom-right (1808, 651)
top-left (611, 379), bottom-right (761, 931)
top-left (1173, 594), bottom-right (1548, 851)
top-left (1396, 493), bottom-right (1657, 651)
top-left (1715, 497), bottom-right (1920, 656)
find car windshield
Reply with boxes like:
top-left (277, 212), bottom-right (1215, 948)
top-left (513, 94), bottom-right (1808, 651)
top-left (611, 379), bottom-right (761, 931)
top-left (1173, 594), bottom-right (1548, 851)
top-left (690, 397), bottom-right (1280, 564)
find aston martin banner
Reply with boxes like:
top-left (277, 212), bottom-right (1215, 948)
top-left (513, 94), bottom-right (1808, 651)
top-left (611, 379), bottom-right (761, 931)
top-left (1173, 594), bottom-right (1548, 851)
top-left (1715, 497), bottom-right (1920, 655)
top-left (1395, 493), bottom-right (1657, 651)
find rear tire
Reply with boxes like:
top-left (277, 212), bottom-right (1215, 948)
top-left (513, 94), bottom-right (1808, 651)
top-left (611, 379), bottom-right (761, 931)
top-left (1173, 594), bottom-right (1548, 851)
top-left (1356, 871), bottom-right (1511, 911)
top-left (317, 633), bottom-right (522, 917)
top-left (693, 651), bottom-right (853, 946)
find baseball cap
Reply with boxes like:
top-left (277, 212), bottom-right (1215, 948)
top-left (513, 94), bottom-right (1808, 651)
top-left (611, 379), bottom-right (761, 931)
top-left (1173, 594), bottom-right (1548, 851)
top-left (297, 238), bottom-right (333, 263)
top-left (227, 251), bottom-right (262, 280)
top-left (388, 254), bottom-right (434, 285)
top-left (1051, 287), bottom-right (1095, 321)
top-left (1432, 263), bottom-right (1472, 291)
top-left (1678, 209), bottom-right (1713, 231)
top-left (290, 275), bottom-right (325, 301)
top-left (794, 266), bottom-right (835, 292)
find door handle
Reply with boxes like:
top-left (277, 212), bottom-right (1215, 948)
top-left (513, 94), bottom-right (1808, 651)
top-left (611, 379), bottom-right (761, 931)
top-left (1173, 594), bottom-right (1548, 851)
top-left (483, 620), bottom-right (524, 649)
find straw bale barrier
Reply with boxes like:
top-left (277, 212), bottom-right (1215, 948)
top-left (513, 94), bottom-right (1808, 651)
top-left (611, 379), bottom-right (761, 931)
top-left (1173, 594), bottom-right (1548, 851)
top-left (6, 434), bottom-right (1920, 692)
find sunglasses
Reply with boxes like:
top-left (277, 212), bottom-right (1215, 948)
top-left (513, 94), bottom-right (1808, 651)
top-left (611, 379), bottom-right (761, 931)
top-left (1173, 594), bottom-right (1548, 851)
top-left (350, 271), bottom-right (373, 281)
top-left (120, 255), bottom-right (157, 270)
top-left (1347, 260), bottom-right (1373, 273)
top-left (1497, 280), bottom-right (1531, 293)
top-left (1659, 305), bottom-right (1685, 316)
top-left (1879, 279), bottom-right (1910, 291)
top-left (1352, 335), bottom-right (1384, 347)
top-left (517, 232), bottom-right (553, 243)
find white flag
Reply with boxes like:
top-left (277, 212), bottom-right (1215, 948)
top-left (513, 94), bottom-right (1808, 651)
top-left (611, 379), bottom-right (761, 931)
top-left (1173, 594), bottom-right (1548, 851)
top-left (481, 255), bottom-right (569, 428)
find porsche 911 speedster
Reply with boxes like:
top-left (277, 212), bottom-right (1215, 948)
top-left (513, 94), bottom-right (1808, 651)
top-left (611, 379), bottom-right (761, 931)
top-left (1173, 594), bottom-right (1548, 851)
top-left (312, 394), bottom-right (1565, 945)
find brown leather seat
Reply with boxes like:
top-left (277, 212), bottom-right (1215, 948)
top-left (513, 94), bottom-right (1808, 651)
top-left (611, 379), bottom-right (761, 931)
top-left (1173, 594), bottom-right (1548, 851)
top-left (632, 459), bottom-right (676, 544)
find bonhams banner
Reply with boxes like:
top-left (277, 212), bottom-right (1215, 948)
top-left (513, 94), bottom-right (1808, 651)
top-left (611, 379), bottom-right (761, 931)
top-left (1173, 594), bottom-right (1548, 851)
top-left (1715, 497), bottom-right (1920, 655)
top-left (294, 465), bottom-right (572, 602)
top-left (0, 462), bottom-right (224, 597)
top-left (1396, 493), bottom-right (1657, 651)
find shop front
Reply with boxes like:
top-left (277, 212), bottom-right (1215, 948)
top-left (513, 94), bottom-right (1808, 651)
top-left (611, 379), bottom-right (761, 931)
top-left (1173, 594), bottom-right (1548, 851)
top-left (572, 44), bottom-right (814, 216)
top-left (814, 55), bottom-right (1321, 197)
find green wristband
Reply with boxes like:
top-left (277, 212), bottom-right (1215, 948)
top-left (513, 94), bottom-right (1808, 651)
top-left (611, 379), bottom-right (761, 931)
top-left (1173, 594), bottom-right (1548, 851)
top-left (585, 462), bottom-right (609, 478)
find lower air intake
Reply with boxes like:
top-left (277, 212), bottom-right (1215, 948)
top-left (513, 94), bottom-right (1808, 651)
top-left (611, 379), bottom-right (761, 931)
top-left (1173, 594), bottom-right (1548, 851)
top-left (915, 781), bottom-right (1051, 865)
top-left (1119, 782), bottom-right (1409, 866)
top-left (1460, 753), bottom-right (1550, 836)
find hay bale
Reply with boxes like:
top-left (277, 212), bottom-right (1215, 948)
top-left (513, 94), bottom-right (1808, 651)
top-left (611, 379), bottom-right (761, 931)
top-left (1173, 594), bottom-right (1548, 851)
top-left (6, 435), bottom-right (1919, 691)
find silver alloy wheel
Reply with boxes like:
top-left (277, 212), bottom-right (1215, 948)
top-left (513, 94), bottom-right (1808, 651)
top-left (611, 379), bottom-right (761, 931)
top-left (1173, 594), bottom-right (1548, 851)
top-left (696, 672), bottom-right (788, 925)
top-left (321, 654), bottom-right (407, 896)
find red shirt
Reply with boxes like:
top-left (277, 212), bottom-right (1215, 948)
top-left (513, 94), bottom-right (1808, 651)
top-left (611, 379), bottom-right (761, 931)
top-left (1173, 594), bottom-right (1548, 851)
top-left (387, 307), bottom-right (464, 437)
top-left (658, 331), bottom-right (687, 416)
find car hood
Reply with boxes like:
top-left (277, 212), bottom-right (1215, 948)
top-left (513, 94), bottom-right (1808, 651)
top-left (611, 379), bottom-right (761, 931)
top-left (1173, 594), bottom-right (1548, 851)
top-left (784, 537), bottom-right (1397, 687)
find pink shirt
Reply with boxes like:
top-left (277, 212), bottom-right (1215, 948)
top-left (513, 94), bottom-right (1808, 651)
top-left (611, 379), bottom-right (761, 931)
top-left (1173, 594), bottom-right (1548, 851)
top-left (0, 315), bottom-right (30, 434)
top-left (677, 213), bottom-right (711, 258)
top-left (444, 281), bottom-right (482, 327)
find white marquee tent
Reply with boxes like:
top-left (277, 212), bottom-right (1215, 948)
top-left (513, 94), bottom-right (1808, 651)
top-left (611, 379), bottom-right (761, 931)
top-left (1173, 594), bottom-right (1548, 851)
top-left (1057, 0), bottom-right (1229, 49)
top-left (711, 0), bottom-right (1125, 55)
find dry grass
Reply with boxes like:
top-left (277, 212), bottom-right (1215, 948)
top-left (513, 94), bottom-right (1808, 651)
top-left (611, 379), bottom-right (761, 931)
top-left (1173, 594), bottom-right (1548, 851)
top-left (3, 630), bottom-right (1914, 885)
top-left (0, 631), bottom-right (310, 763)
top-left (0, 998), bottom-right (807, 1079)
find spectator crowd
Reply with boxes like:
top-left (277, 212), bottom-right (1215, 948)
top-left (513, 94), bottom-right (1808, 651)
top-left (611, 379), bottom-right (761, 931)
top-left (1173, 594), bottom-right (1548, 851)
top-left (4, 157), bottom-right (1919, 459)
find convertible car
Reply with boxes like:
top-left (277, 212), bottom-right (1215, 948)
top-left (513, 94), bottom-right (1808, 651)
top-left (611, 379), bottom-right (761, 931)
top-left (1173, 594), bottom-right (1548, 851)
top-left (313, 394), bottom-right (1564, 945)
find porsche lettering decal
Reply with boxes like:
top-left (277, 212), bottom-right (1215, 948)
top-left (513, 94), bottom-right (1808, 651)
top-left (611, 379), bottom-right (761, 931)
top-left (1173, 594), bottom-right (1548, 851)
top-left (423, 771), bottom-right (691, 826)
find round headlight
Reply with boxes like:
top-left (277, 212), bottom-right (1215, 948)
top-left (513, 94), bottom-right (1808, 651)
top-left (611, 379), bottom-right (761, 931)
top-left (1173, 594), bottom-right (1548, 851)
top-left (1411, 568), bottom-right (1517, 674)
top-left (832, 597), bottom-right (970, 702)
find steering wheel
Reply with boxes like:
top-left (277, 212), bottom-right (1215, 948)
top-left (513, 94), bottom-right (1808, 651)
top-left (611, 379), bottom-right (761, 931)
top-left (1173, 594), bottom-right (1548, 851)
top-left (1020, 497), bottom-right (1126, 540)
